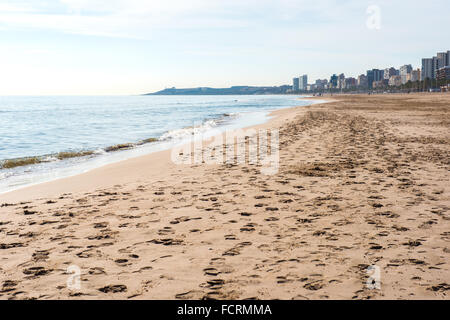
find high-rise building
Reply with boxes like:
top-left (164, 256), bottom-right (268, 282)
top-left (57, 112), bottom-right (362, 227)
top-left (373, 69), bottom-right (384, 82)
top-left (315, 79), bottom-right (328, 90)
top-left (400, 64), bottom-right (413, 84)
top-left (436, 52), bottom-right (448, 69)
top-left (366, 69), bottom-right (383, 88)
top-left (337, 73), bottom-right (345, 89)
top-left (432, 56), bottom-right (439, 79)
top-left (434, 52), bottom-right (448, 81)
top-left (447, 50), bottom-right (450, 66)
top-left (422, 58), bottom-right (434, 80)
top-left (384, 67), bottom-right (398, 80)
top-left (299, 75), bottom-right (308, 90)
top-left (293, 77), bottom-right (299, 91)
top-left (344, 77), bottom-right (357, 89)
top-left (330, 74), bottom-right (338, 88)
top-left (437, 66), bottom-right (450, 81)
top-left (357, 74), bottom-right (368, 87)
top-left (410, 69), bottom-right (421, 82)
top-left (367, 70), bottom-right (374, 88)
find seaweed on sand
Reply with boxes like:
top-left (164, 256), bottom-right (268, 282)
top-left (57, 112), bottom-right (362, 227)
top-left (1, 157), bottom-right (42, 169)
top-left (56, 151), bottom-right (94, 160)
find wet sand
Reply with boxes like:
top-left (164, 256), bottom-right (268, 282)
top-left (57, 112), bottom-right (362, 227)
top-left (0, 93), bottom-right (449, 299)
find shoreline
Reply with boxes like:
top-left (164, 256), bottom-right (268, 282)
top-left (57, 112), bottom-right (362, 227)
top-left (0, 98), bottom-right (325, 202)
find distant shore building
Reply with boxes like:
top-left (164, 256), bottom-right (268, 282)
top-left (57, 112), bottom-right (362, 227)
top-left (366, 70), bottom-right (374, 88)
top-left (400, 64), bottom-right (413, 84)
top-left (299, 75), bottom-right (308, 91)
top-left (293, 77), bottom-right (299, 91)
top-left (314, 79), bottom-right (328, 90)
top-left (437, 66), bottom-right (450, 81)
top-left (338, 73), bottom-right (345, 89)
top-left (384, 67), bottom-right (398, 80)
top-left (374, 69), bottom-right (384, 82)
top-left (410, 69), bottom-right (421, 82)
top-left (436, 52), bottom-right (448, 69)
top-left (421, 50), bottom-right (450, 80)
top-left (406, 73), bottom-right (412, 82)
top-left (330, 74), bottom-right (338, 88)
top-left (373, 80), bottom-right (387, 89)
top-left (357, 74), bottom-right (368, 88)
top-left (422, 58), bottom-right (434, 80)
top-left (389, 75), bottom-right (402, 86)
top-left (344, 77), bottom-right (357, 89)
top-left (367, 69), bottom-right (384, 89)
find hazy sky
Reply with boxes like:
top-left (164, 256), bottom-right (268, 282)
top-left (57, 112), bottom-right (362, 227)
top-left (0, 0), bottom-right (449, 95)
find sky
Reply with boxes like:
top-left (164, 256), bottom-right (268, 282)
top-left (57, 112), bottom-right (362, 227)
top-left (0, 0), bottom-right (449, 95)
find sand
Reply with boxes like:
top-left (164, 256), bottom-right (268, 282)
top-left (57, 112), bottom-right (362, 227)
top-left (0, 93), bottom-right (449, 300)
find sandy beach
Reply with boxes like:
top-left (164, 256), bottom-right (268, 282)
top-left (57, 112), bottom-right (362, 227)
top-left (0, 93), bottom-right (449, 300)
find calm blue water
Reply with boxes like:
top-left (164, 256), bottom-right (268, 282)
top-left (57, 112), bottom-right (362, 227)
top-left (0, 95), bottom-right (310, 193)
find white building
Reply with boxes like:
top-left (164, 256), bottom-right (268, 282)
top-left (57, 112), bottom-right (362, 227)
top-left (399, 64), bottom-right (412, 84)
top-left (299, 75), bottom-right (308, 91)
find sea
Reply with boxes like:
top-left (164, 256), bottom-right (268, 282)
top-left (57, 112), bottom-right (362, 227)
top-left (0, 95), bottom-right (311, 194)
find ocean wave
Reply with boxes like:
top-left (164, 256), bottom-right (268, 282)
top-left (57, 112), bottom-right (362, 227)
top-left (0, 113), bottom-right (240, 171)
top-left (160, 113), bottom-right (239, 141)
top-left (159, 119), bottom-right (218, 141)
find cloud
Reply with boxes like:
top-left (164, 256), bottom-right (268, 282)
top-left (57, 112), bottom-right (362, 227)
top-left (0, 0), bottom-right (255, 38)
top-left (0, 0), bottom-right (370, 39)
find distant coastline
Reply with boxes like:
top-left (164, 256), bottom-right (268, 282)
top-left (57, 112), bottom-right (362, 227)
top-left (145, 86), bottom-right (292, 95)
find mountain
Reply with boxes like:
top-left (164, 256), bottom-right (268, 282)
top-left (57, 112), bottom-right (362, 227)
top-left (144, 85), bottom-right (292, 95)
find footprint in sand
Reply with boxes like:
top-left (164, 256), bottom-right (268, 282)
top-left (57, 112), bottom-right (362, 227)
top-left (98, 285), bottom-right (127, 293)
top-left (203, 267), bottom-right (220, 276)
top-left (23, 266), bottom-right (52, 277)
top-left (115, 259), bottom-right (130, 266)
top-left (1, 280), bottom-right (18, 293)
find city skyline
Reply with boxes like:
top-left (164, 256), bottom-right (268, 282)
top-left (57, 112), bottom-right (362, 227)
top-left (0, 0), bottom-right (449, 95)
top-left (291, 49), bottom-right (449, 92)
